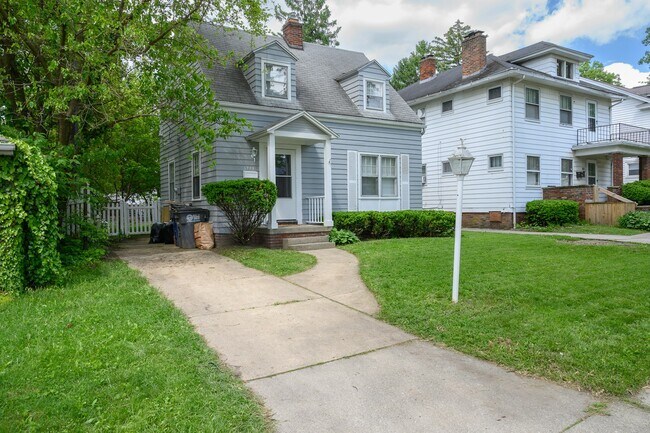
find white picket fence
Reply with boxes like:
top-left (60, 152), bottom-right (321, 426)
top-left (66, 196), bottom-right (161, 237)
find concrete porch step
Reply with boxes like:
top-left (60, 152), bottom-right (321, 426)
top-left (286, 241), bottom-right (336, 251)
top-left (283, 235), bottom-right (330, 247)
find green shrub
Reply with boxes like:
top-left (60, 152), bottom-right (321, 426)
top-left (203, 179), bottom-right (277, 245)
top-left (333, 210), bottom-right (455, 239)
top-left (525, 200), bottom-right (579, 227)
top-left (59, 213), bottom-right (110, 268)
top-left (328, 228), bottom-right (360, 245)
top-left (621, 180), bottom-right (650, 205)
top-left (0, 137), bottom-right (62, 292)
top-left (619, 211), bottom-right (650, 231)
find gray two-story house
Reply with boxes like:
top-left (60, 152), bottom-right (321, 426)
top-left (160, 18), bottom-right (422, 247)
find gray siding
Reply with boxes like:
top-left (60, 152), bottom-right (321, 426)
top-left (358, 62), bottom-right (391, 112)
top-left (340, 75), bottom-right (363, 110)
top-left (254, 44), bottom-right (297, 101)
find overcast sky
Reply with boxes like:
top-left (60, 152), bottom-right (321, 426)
top-left (268, 0), bottom-right (650, 88)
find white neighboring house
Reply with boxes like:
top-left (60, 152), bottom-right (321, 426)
top-left (579, 83), bottom-right (650, 183)
top-left (399, 32), bottom-right (650, 228)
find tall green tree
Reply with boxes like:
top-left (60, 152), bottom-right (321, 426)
top-left (431, 20), bottom-right (472, 71)
top-left (274, 0), bottom-right (341, 46)
top-left (390, 41), bottom-right (432, 90)
top-left (579, 61), bottom-right (622, 86)
top-left (0, 0), bottom-right (267, 151)
top-left (641, 26), bottom-right (650, 83)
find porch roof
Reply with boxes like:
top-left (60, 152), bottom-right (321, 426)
top-left (246, 111), bottom-right (340, 143)
top-left (572, 141), bottom-right (650, 157)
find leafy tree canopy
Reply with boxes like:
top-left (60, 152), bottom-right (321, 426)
top-left (274, 0), bottom-right (341, 46)
top-left (0, 0), bottom-right (267, 151)
top-left (578, 61), bottom-right (622, 86)
top-left (641, 27), bottom-right (650, 66)
top-left (389, 40), bottom-right (432, 91)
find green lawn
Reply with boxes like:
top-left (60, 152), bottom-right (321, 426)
top-left (0, 261), bottom-right (270, 433)
top-left (516, 222), bottom-right (645, 235)
top-left (344, 233), bottom-right (650, 396)
top-left (220, 246), bottom-right (316, 276)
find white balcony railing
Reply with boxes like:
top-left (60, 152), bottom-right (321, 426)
top-left (305, 196), bottom-right (325, 224)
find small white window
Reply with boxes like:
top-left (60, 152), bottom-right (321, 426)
top-left (168, 161), bottom-right (176, 201)
top-left (488, 86), bottom-right (502, 100)
top-left (527, 155), bottom-right (540, 186)
top-left (489, 154), bottom-right (503, 170)
top-left (561, 159), bottom-right (573, 186)
top-left (422, 164), bottom-right (427, 185)
top-left (629, 162), bottom-right (639, 176)
top-left (442, 100), bottom-right (453, 113)
top-left (525, 88), bottom-right (540, 120)
top-left (365, 79), bottom-right (385, 111)
top-left (263, 62), bottom-right (289, 99)
top-left (442, 161), bottom-right (452, 174)
top-left (560, 95), bottom-right (572, 125)
top-left (192, 151), bottom-right (201, 200)
top-left (360, 155), bottom-right (397, 197)
top-left (557, 60), bottom-right (574, 79)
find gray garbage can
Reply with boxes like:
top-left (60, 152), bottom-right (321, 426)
top-left (172, 207), bottom-right (210, 249)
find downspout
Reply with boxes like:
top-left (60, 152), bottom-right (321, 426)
top-left (511, 74), bottom-right (525, 228)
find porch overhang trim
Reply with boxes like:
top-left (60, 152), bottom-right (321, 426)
top-left (246, 111), bottom-right (340, 142)
top-left (572, 141), bottom-right (650, 157)
top-left (0, 137), bottom-right (15, 156)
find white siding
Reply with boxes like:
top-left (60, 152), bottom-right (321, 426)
top-left (521, 55), bottom-right (557, 76)
top-left (612, 97), bottom-right (650, 184)
top-left (418, 80), bottom-right (514, 213)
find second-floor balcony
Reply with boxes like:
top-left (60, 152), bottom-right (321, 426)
top-left (574, 123), bottom-right (650, 157)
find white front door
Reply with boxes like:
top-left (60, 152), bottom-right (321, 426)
top-left (275, 149), bottom-right (297, 222)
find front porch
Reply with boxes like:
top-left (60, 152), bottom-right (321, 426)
top-left (247, 111), bottom-right (339, 230)
top-left (574, 123), bottom-right (650, 185)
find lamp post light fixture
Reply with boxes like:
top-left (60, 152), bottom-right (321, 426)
top-left (448, 139), bottom-right (474, 303)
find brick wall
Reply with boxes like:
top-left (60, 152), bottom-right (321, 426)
top-left (282, 18), bottom-right (303, 50)
top-left (461, 31), bottom-right (487, 77)
top-left (640, 156), bottom-right (650, 181)
top-left (612, 153), bottom-right (623, 186)
top-left (543, 185), bottom-right (596, 219)
top-left (462, 212), bottom-right (524, 229)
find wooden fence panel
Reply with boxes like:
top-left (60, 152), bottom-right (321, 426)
top-left (584, 202), bottom-right (636, 226)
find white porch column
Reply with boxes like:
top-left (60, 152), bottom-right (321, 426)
top-left (267, 132), bottom-right (278, 229)
top-left (323, 138), bottom-right (333, 227)
top-left (258, 139), bottom-right (268, 180)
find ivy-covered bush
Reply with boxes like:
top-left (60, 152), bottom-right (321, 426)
top-left (619, 211), bottom-right (650, 231)
top-left (525, 199), bottom-right (579, 227)
top-left (0, 137), bottom-right (63, 292)
top-left (203, 179), bottom-right (277, 244)
top-left (328, 228), bottom-right (360, 245)
top-left (59, 212), bottom-right (110, 268)
top-left (333, 210), bottom-right (455, 239)
top-left (621, 180), bottom-right (650, 205)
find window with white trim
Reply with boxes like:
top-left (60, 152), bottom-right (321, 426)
top-left (560, 95), bottom-right (572, 125)
top-left (262, 61), bottom-right (289, 99)
top-left (442, 160), bottom-right (452, 174)
top-left (364, 79), bottom-right (385, 111)
top-left (442, 99), bottom-right (453, 113)
top-left (361, 155), bottom-right (397, 197)
top-left (527, 155), bottom-right (540, 186)
top-left (557, 59), bottom-right (574, 79)
top-left (488, 86), bottom-right (502, 100)
top-left (525, 87), bottom-right (540, 120)
top-left (629, 162), bottom-right (639, 176)
top-left (561, 159), bottom-right (573, 186)
top-left (168, 161), bottom-right (176, 201)
top-left (192, 151), bottom-right (201, 200)
top-left (488, 154), bottom-right (503, 170)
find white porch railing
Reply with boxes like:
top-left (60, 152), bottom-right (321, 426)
top-left (305, 196), bottom-right (325, 224)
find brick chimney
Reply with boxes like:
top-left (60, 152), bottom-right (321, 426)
top-left (282, 15), bottom-right (303, 50)
top-left (461, 31), bottom-right (487, 77)
top-left (420, 55), bottom-right (437, 81)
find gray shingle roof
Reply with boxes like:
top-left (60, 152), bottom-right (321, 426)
top-left (499, 41), bottom-right (591, 63)
top-left (629, 84), bottom-right (650, 98)
top-left (198, 26), bottom-right (421, 124)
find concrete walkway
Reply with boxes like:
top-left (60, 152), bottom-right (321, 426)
top-left (115, 239), bottom-right (650, 433)
top-left (466, 228), bottom-right (650, 244)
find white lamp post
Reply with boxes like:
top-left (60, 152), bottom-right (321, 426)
top-left (448, 139), bottom-right (474, 303)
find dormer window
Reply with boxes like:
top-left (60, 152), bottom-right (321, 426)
top-left (263, 61), bottom-right (290, 100)
top-left (556, 59), bottom-right (574, 79)
top-left (364, 79), bottom-right (385, 111)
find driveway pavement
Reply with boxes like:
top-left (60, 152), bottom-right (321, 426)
top-left (115, 239), bottom-right (650, 433)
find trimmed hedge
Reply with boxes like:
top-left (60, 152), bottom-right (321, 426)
top-left (333, 210), bottom-right (455, 239)
top-left (619, 211), bottom-right (650, 231)
top-left (621, 180), bottom-right (650, 205)
top-left (525, 199), bottom-right (579, 227)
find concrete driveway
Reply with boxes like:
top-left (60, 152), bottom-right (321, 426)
top-left (115, 239), bottom-right (650, 433)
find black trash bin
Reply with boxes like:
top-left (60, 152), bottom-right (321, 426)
top-left (171, 206), bottom-right (210, 249)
